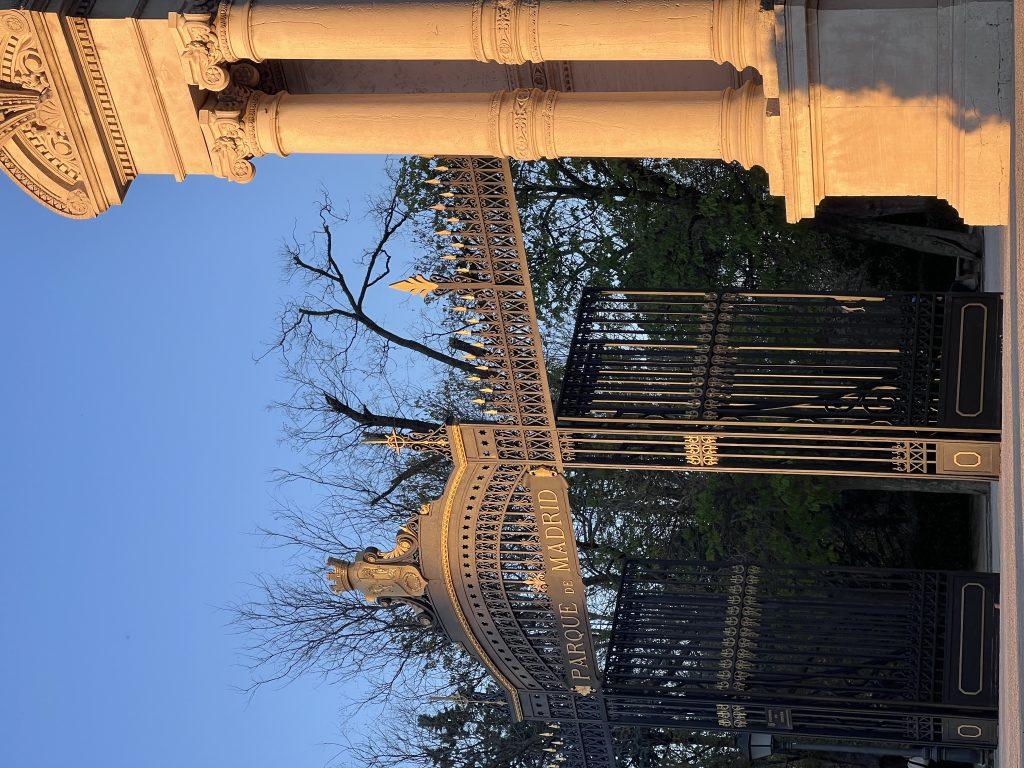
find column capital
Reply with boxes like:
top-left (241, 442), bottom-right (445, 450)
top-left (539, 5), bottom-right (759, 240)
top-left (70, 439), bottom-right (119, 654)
top-left (488, 88), bottom-right (558, 160)
top-left (172, 0), bottom-right (259, 92)
top-left (472, 0), bottom-right (542, 65)
top-left (198, 86), bottom-right (284, 183)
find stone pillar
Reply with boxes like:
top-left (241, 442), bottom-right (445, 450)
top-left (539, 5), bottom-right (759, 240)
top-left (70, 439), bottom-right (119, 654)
top-left (198, 85), bottom-right (774, 183)
top-left (173, 0), bottom-right (776, 92)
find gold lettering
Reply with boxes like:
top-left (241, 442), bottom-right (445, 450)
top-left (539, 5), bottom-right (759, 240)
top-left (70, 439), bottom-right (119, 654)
top-left (559, 603), bottom-right (579, 615)
top-left (551, 557), bottom-right (569, 571)
top-left (544, 526), bottom-right (565, 541)
top-left (537, 489), bottom-right (559, 506)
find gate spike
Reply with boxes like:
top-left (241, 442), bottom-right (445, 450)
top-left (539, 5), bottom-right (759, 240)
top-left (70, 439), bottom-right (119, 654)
top-left (389, 274), bottom-right (439, 297)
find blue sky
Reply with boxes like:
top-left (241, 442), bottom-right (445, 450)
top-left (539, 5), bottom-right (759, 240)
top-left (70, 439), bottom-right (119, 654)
top-left (0, 156), bottom-right (398, 767)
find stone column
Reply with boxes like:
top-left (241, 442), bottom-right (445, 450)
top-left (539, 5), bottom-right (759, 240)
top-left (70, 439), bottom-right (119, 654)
top-left (199, 85), bottom-right (773, 183)
top-left (173, 0), bottom-right (776, 92)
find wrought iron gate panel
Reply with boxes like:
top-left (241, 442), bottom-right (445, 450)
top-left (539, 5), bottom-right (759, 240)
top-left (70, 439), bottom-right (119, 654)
top-left (559, 290), bottom-right (949, 426)
top-left (556, 290), bottom-right (1001, 479)
top-left (602, 560), bottom-right (998, 748)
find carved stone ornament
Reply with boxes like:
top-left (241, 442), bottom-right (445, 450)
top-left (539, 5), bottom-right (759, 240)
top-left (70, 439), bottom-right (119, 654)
top-left (173, 1), bottom-right (261, 92)
top-left (327, 525), bottom-right (434, 627)
top-left (488, 87), bottom-right (558, 161)
top-left (472, 0), bottom-right (542, 65)
top-left (198, 85), bottom-right (283, 184)
top-left (174, 10), bottom-right (232, 92)
top-left (0, 11), bottom-right (99, 218)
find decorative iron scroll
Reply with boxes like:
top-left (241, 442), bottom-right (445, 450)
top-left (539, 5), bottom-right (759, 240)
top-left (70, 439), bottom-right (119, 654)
top-left (556, 289), bottom-right (1002, 479)
top-left (603, 560), bottom-right (999, 748)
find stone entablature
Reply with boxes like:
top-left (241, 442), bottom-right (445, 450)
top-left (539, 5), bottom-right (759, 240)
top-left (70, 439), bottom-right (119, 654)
top-left (0, 0), bottom-right (1013, 224)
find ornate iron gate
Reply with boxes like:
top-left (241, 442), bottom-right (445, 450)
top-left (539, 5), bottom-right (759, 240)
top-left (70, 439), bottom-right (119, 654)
top-left (603, 560), bottom-right (998, 749)
top-left (556, 289), bottom-right (1002, 479)
top-left (351, 158), bottom-right (1004, 766)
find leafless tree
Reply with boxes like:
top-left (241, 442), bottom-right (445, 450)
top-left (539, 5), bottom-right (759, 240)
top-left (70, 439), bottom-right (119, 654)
top-left (236, 162), bottom-right (490, 707)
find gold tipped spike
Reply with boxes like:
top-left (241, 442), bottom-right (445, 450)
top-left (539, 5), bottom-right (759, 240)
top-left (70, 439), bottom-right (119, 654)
top-left (468, 317), bottom-right (479, 324)
top-left (463, 352), bottom-right (477, 360)
top-left (480, 387), bottom-right (493, 394)
top-left (389, 274), bottom-right (439, 298)
top-left (440, 254), bottom-right (457, 261)
top-left (430, 203), bottom-right (446, 211)
top-left (467, 375), bottom-right (481, 382)
top-left (451, 306), bottom-right (468, 313)
top-left (434, 165), bottom-right (449, 172)
top-left (460, 294), bottom-right (476, 301)
top-left (440, 191), bottom-right (455, 198)
top-left (473, 398), bottom-right (486, 405)
top-left (456, 267), bottom-right (470, 274)
top-left (484, 409), bottom-right (499, 415)
top-left (426, 178), bottom-right (442, 185)
top-left (456, 329), bottom-right (472, 336)
top-left (451, 242), bottom-right (466, 249)
top-left (435, 229), bottom-right (452, 236)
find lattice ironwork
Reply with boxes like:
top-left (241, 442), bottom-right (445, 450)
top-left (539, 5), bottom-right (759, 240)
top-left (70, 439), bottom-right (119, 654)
top-left (456, 462), bottom-right (568, 691)
top-left (392, 155), bottom-right (560, 466)
top-left (603, 560), bottom-right (998, 748)
top-left (386, 157), bottom-right (610, 767)
top-left (441, 453), bottom-right (614, 767)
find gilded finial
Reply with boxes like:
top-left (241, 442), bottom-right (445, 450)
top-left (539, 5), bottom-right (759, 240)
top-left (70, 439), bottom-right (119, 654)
top-left (390, 274), bottom-right (439, 297)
